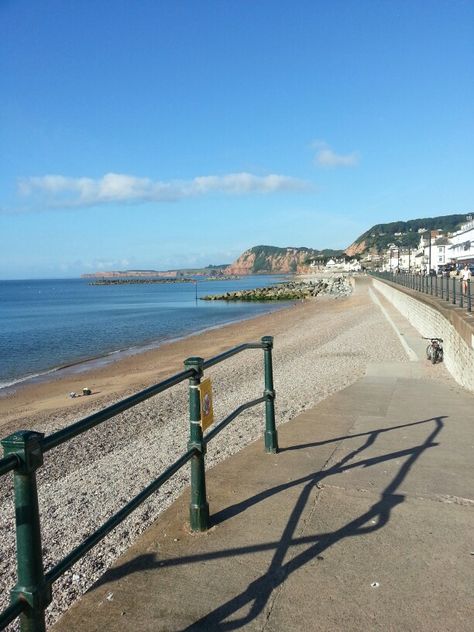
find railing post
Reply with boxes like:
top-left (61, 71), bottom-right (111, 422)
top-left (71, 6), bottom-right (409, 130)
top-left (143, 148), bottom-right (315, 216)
top-left (446, 276), bottom-right (450, 302)
top-left (261, 336), bottom-right (278, 454)
top-left (1, 431), bottom-right (51, 632)
top-left (184, 357), bottom-right (209, 532)
top-left (468, 279), bottom-right (472, 312)
top-left (452, 277), bottom-right (456, 304)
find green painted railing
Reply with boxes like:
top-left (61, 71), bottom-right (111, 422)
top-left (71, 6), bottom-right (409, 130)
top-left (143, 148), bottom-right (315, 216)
top-left (371, 271), bottom-right (472, 313)
top-left (0, 336), bottom-right (278, 632)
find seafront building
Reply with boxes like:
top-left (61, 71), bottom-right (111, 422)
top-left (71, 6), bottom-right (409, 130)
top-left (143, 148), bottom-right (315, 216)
top-left (447, 216), bottom-right (474, 265)
top-left (374, 215), bottom-right (474, 273)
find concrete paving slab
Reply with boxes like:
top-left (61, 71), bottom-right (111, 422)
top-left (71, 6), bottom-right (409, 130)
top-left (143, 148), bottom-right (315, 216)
top-left (322, 382), bottom-right (474, 501)
top-left (264, 487), bottom-right (473, 632)
top-left (364, 362), bottom-right (425, 378)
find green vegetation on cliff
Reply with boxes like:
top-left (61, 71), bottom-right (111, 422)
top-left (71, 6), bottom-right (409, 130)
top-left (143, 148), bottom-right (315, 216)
top-left (352, 213), bottom-right (467, 253)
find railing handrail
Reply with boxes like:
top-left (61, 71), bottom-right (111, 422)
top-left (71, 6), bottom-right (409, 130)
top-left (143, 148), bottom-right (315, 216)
top-left (0, 336), bottom-right (279, 631)
top-left (43, 368), bottom-right (195, 452)
top-left (370, 271), bottom-right (472, 314)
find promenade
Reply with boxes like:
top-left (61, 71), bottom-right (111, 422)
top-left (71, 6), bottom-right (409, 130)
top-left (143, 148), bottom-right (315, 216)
top-left (52, 285), bottom-right (473, 632)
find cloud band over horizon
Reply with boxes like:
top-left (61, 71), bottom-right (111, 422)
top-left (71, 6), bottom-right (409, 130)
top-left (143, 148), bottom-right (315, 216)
top-left (17, 171), bottom-right (309, 210)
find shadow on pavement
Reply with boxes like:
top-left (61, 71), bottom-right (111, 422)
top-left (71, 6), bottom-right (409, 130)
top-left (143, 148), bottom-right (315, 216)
top-left (92, 415), bottom-right (446, 630)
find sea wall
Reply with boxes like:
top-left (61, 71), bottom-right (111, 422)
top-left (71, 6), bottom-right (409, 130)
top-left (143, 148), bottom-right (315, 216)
top-left (372, 278), bottom-right (474, 392)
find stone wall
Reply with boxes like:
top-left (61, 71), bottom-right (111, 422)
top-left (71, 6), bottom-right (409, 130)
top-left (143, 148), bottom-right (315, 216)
top-left (372, 278), bottom-right (474, 392)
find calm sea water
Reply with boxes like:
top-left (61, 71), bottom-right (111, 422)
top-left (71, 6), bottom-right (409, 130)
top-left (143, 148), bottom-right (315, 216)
top-left (0, 276), bottom-right (289, 389)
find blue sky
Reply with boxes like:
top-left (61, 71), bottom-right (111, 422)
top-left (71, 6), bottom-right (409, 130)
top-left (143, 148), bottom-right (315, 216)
top-left (1, 0), bottom-right (473, 278)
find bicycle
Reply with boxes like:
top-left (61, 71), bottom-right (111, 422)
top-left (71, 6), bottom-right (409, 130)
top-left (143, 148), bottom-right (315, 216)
top-left (423, 337), bottom-right (443, 364)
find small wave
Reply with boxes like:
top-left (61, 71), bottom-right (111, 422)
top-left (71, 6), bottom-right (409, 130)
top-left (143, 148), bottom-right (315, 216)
top-left (0, 367), bottom-right (59, 394)
top-left (0, 303), bottom-right (291, 394)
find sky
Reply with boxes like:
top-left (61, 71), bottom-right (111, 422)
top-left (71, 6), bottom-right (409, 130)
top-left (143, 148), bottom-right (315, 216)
top-left (1, 0), bottom-right (473, 279)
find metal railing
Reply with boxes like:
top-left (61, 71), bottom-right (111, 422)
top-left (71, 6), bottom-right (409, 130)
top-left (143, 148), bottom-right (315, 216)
top-left (0, 336), bottom-right (278, 632)
top-left (371, 272), bottom-right (472, 313)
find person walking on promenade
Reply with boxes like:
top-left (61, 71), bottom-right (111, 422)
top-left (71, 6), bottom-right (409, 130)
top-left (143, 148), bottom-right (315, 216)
top-left (461, 264), bottom-right (472, 294)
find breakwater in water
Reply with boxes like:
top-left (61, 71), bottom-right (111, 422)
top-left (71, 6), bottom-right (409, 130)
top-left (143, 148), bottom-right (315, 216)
top-left (90, 278), bottom-right (193, 285)
top-left (201, 276), bottom-right (353, 301)
top-left (89, 275), bottom-right (241, 286)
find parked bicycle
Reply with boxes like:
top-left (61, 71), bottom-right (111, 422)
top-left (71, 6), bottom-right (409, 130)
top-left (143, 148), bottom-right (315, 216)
top-left (423, 337), bottom-right (443, 364)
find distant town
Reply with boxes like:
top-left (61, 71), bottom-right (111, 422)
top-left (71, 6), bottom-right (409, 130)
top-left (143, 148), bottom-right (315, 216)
top-left (322, 214), bottom-right (474, 275)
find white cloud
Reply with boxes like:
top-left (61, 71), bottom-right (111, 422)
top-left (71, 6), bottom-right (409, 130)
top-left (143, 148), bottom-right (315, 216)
top-left (17, 171), bottom-right (309, 209)
top-left (312, 141), bottom-right (360, 168)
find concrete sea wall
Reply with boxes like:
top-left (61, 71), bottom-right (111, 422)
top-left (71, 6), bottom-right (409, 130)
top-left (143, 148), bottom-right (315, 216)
top-left (373, 278), bottom-right (474, 392)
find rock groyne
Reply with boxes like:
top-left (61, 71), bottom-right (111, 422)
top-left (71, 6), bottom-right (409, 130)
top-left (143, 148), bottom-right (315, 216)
top-left (201, 276), bottom-right (352, 301)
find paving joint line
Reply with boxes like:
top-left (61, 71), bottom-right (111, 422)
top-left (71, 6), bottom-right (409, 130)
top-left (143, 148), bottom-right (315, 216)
top-left (369, 286), bottom-right (419, 361)
top-left (260, 416), bottom-right (351, 631)
top-left (318, 484), bottom-right (474, 507)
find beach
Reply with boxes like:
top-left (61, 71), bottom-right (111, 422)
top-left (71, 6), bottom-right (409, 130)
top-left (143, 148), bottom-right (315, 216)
top-left (0, 278), bottom-right (410, 626)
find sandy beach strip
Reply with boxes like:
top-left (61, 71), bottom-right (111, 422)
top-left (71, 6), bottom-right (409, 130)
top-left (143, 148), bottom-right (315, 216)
top-left (0, 279), bottom-right (409, 627)
top-left (0, 300), bottom-right (308, 433)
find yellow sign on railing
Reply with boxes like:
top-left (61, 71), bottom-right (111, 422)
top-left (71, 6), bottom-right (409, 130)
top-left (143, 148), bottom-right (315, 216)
top-left (199, 378), bottom-right (214, 431)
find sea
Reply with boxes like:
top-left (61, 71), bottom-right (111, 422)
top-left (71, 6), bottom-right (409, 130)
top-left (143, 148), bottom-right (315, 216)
top-left (0, 275), bottom-right (290, 391)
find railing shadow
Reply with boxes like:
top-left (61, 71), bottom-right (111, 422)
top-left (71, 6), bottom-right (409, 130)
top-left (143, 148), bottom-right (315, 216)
top-left (210, 416), bottom-right (440, 527)
top-left (92, 415), bottom-right (445, 630)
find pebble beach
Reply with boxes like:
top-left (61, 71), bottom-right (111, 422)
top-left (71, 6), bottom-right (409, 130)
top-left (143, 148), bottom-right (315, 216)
top-left (0, 277), bottom-right (409, 628)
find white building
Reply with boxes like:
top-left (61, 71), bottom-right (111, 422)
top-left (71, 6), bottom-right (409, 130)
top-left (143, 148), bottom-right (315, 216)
top-left (432, 238), bottom-right (451, 269)
top-left (382, 244), bottom-right (399, 271)
top-left (343, 260), bottom-right (362, 272)
top-left (448, 216), bottom-right (474, 265)
top-left (416, 230), bottom-right (451, 272)
top-left (383, 245), bottom-right (413, 271)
